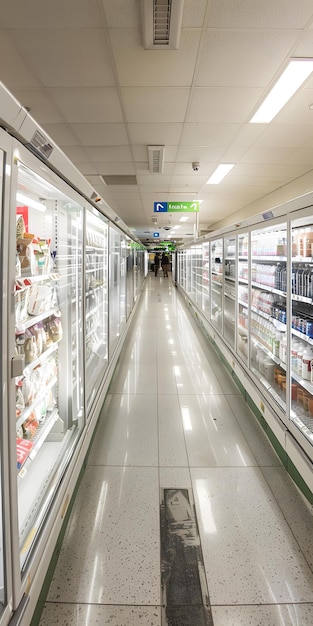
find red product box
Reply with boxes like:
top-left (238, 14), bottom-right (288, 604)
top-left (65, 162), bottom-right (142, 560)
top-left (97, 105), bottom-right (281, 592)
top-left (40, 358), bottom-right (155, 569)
top-left (16, 438), bottom-right (33, 470)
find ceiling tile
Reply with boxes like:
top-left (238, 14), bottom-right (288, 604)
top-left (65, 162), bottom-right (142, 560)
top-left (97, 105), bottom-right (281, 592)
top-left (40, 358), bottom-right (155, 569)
top-left (70, 123), bottom-right (128, 146)
top-left (255, 124), bottom-right (313, 148)
top-left (207, 0), bottom-right (313, 29)
top-left (128, 123), bottom-right (183, 145)
top-left (95, 162), bottom-right (135, 175)
top-left (111, 29), bottom-right (201, 86)
top-left (181, 123), bottom-right (240, 146)
top-left (0, 0), bottom-right (103, 28)
top-left (11, 88), bottom-right (64, 123)
top-left (0, 35), bottom-right (39, 89)
top-left (187, 87), bottom-right (263, 123)
top-left (85, 146), bottom-right (133, 162)
top-left (121, 87), bottom-right (190, 123)
top-left (62, 145), bottom-right (90, 162)
top-left (42, 124), bottom-right (80, 146)
top-left (182, 0), bottom-right (207, 27)
top-left (102, 0), bottom-right (140, 28)
top-left (49, 88), bottom-right (123, 123)
top-left (9, 29), bottom-right (115, 88)
top-left (196, 30), bottom-right (298, 88)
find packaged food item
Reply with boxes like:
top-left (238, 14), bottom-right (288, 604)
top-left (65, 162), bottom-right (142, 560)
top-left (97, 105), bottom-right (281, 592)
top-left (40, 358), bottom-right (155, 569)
top-left (24, 333), bottom-right (37, 364)
top-left (34, 239), bottom-right (51, 274)
top-left (16, 236), bottom-right (37, 275)
top-left (16, 438), bottom-right (33, 469)
top-left (47, 316), bottom-right (63, 342)
top-left (21, 376), bottom-right (35, 407)
top-left (16, 382), bottom-right (25, 415)
top-left (22, 412), bottom-right (39, 439)
top-left (16, 215), bottom-right (25, 239)
top-left (28, 284), bottom-right (52, 316)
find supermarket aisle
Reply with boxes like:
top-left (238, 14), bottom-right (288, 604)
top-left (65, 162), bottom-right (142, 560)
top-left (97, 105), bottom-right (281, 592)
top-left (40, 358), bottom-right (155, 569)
top-left (38, 273), bottom-right (313, 625)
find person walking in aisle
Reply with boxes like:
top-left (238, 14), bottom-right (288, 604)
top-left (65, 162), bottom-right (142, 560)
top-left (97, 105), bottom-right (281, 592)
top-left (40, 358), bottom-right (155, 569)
top-left (161, 252), bottom-right (170, 277)
top-left (154, 252), bottom-right (160, 276)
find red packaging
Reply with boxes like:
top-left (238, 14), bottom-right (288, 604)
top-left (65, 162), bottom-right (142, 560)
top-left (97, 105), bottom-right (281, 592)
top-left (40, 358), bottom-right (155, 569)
top-left (16, 438), bottom-right (33, 470)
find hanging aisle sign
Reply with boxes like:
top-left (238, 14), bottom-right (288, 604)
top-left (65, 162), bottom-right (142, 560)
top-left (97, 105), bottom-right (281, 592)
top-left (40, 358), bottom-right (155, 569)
top-left (154, 201), bottom-right (199, 213)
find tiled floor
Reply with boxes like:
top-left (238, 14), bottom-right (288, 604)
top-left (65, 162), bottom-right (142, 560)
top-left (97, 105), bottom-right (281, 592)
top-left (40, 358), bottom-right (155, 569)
top-left (39, 273), bottom-right (313, 625)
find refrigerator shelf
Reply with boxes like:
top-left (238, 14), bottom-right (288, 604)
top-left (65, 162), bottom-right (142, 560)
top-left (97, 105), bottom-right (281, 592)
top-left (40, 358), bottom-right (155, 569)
top-left (16, 376), bottom-right (57, 430)
top-left (18, 343), bottom-right (58, 380)
top-left (28, 408), bottom-right (60, 461)
top-left (16, 308), bottom-right (60, 332)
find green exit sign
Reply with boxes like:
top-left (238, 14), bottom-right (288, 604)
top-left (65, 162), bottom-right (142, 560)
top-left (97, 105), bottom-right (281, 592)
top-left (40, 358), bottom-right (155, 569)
top-left (168, 201), bottom-right (199, 212)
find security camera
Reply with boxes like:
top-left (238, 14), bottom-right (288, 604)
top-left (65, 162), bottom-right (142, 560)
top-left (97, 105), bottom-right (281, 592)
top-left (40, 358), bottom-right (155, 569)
top-left (164, 226), bottom-right (171, 231)
top-left (192, 162), bottom-right (200, 171)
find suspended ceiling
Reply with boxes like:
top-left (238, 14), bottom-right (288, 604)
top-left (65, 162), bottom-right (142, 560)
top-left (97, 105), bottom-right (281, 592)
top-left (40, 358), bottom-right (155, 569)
top-left (1, 0), bottom-right (313, 245)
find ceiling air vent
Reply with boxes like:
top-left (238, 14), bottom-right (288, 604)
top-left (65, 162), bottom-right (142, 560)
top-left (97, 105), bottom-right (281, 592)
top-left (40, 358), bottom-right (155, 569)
top-left (140, 0), bottom-right (184, 50)
top-left (101, 175), bottom-right (137, 185)
top-left (148, 145), bottom-right (165, 173)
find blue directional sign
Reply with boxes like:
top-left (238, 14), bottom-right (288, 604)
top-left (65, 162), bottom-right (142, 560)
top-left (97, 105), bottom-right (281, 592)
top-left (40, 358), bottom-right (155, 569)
top-left (153, 232), bottom-right (160, 238)
top-left (154, 201), bottom-right (199, 213)
top-left (154, 202), bottom-right (167, 212)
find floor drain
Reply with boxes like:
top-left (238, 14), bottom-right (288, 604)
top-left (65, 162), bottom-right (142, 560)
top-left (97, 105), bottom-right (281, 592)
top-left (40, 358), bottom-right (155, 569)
top-left (160, 488), bottom-right (213, 626)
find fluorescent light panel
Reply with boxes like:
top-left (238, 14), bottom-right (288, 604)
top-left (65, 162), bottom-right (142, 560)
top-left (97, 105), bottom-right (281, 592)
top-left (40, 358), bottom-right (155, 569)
top-left (250, 58), bottom-right (313, 124)
top-left (16, 192), bottom-right (46, 212)
top-left (206, 164), bottom-right (234, 185)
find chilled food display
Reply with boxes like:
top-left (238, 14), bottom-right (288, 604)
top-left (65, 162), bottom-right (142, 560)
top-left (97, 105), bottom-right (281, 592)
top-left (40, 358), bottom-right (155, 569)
top-left (15, 222), bottom-right (63, 474)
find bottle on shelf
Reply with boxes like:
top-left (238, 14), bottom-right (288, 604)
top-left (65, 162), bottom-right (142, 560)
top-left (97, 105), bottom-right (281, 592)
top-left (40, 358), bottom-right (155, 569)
top-left (302, 346), bottom-right (313, 381)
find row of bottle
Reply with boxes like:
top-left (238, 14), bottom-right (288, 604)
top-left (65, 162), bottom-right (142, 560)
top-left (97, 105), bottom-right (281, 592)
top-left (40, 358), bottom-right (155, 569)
top-left (251, 262), bottom-right (313, 297)
top-left (251, 314), bottom-right (313, 381)
top-left (251, 232), bottom-right (286, 257)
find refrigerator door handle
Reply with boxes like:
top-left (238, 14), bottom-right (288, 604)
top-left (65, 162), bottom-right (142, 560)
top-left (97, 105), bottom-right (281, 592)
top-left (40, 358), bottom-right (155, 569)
top-left (11, 355), bottom-right (25, 378)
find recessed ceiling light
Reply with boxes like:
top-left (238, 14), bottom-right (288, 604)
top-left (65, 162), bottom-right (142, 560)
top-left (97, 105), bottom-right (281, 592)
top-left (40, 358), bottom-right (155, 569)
top-left (250, 58), bottom-right (313, 123)
top-left (206, 164), bottom-right (235, 185)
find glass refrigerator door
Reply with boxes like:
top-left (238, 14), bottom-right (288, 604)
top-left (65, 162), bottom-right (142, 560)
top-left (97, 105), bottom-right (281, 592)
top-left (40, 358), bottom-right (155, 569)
top-left (250, 224), bottom-right (287, 412)
top-left (237, 233), bottom-right (249, 363)
top-left (0, 140), bottom-right (12, 621)
top-left (202, 242), bottom-right (210, 317)
top-left (85, 209), bottom-right (108, 411)
top-left (109, 226), bottom-right (126, 359)
top-left (223, 236), bottom-right (236, 348)
top-left (290, 218), bottom-right (313, 446)
top-left (14, 161), bottom-right (85, 570)
top-left (211, 238), bottom-right (223, 332)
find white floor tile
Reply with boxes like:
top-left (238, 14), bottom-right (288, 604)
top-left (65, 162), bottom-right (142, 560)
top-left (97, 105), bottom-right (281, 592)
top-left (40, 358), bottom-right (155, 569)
top-left (262, 466), bottom-right (313, 569)
top-left (225, 393), bottom-right (282, 466)
top-left (88, 394), bottom-right (158, 466)
top-left (47, 466), bottom-right (160, 605)
top-left (109, 362), bottom-right (157, 394)
top-left (212, 603), bottom-right (313, 625)
top-left (159, 467), bottom-right (192, 489)
top-left (158, 394), bottom-right (189, 466)
top-left (192, 467), bottom-right (313, 605)
top-left (180, 394), bottom-right (257, 467)
top-left (39, 603), bottom-right (161, 625)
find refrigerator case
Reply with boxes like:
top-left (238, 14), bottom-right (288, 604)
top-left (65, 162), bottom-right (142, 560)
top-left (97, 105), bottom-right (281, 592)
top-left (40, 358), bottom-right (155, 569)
top-left (85, 208), bottom-right (108, 412)
top-left (13, 160), bottom-right (85, 569)
top-left (0, 136), bottom-right (14, 624)
top-left (237, 233), bottom-right (249, 364)
top-left (211, 238), bottom-right (223, 333)
top-left (290, 218), bottom-right (313, 447)
top-left (250, 223), bottom-right (287, 414)
top-left (177, 209), bottom-right (313, 471)
top-left (223, 236), bottom-right (236, 349)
